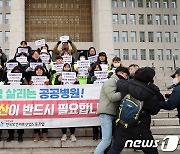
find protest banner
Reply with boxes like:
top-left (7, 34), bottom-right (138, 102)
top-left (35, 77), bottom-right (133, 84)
top-left (7, 73), bottom-right (22, 85)
top-left (40, 54), bottom-right (50, 64)
top-left (6, 63), bottom-right (18, 70)
top-left (17, 48), bottom-right (28, 54)
top-left (53, 64), bottom-right (63, 73)
top-left (100, 64), bottom-right (109, 72)
top-left (30, 62), bottom-right (43, 70)
top-left (88, 55), bottom-right (98, 64)
top-left (62, 55), bottom-right (72, 64)
top-left (0, 84), bottom-right (102, 129)
top-left (31, 76), bottom-right (47, 85)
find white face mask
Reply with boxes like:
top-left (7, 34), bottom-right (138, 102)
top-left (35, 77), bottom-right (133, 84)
top-left (173, 78), bottom-right (179, 85)
top-left (129, 71), bottom-right (135, 77)
top-left (80, 57), bottom-right (85, 61)
top-left (113, 63), bottom-right (120, 68)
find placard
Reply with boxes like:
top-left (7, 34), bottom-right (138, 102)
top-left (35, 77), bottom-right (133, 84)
top-left (60, 36), bottom-right (69, 43)
top-left (17, 48), bottom-right (28, 54)
top-left (30, 62), bottom-right (43, 70)
top-left (7, 73), bottom-right (22, 85)
top-left (31, 76), bottom-right (47, 85)
top-left (88, 55), bottom-right (98, 64)
top-left (16, 57), bottom-right (28, 65)
top-left (40, 54), bottom-right (50, 64)
top-left (62, 56), bottom-right (72, 63)
top-left (62, 72), bottom-right (76, 85)
top-left (35, 39), bottom-right (45, 47)
top-left (77, 60), bottom-right (90, 77)
top-left (53, 64), bottom-right (63, 73)
top-left (6, 63), bottom-right (18, 70)
top-left (100, 64), bottom-right (109, 72)
top-left (94, 71), bottom-right (108, 84)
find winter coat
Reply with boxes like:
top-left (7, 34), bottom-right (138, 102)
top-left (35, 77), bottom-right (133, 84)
top-left (53, 43), bottom-right (77, 56)
top-left (97, 74), bottom-right (121, 116)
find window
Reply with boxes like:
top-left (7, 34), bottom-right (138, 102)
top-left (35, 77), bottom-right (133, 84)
top-left (5, 13), bottom-right (10, 24)
top-left (139, 14), bottom-right (144, 25)
top-left (146, 0), bottom-right (152, 8)
top-left (172, 15), bottom-right (177, 25)
top-left (113, 31), bottom-right (119, 42)
top-left (154, 0), bottom-right (160, 8)
top-left (6, 0), bottom-right (11, 7)
top-left (173, 32), bottom-right (178, 42)
top-left (141, 49), bottom-right (146, 60)
top-left (123, 49), bottom-right (129, 60)
top-left (121, 14), bottom-right (127, 24)
top-left (163, 0), bottom-right (169, 8)
top-left (121, 0), bottom-right (126, 7)
top-left (149, 49), bottom-right (155, 60)
top-left (157, 32), bottom-right (162, 42)
top-left (113, 14), bottom-right (118, 24)
top-left (131, 31), bottom-right (137, 42)
top-left (0, 31), bottom-right (2, 42)
top-left (147, 14), bottom-right (153, 25)
top-left (132, 49), bottom-right (138, 60)
top-left (172, 0), bottom-right (177, 8)
top-left (174, 49), bottom-right (179, 60)
top-left (112, 0), bottom-right (118, 7)
top-left (148, 32), bottom-right (154, 42)
top-left (129, 0), bottom-right (135, 8)
top-left (122, 31), bottom-right (128, 42)
top-left (155, 14), bottom-right (161, 25)
top-left (0, 14), bottom-right (2, 24)
top-left (130, 14), bottom-right (136, 25)
top-left (114, 49), bottom-right (120, 57)
top-left (166, 49), bottom-right (172, 60)
top-left (5, 31), bottom-right (10, 42)
top-left (160, 67), bottom-right (164, 70)
top-left (0, 0), bottom-right (2, 7)
top-left (164, 15), bottom-right (170, 25)
top-left (140, 31), bottom-right (145, 42)
top-left (165, 32), bottom-right (171, 42)
top-left (138, 0), bottom-right (143, 7)
top-left (158, 49), bottom-right (163, 60)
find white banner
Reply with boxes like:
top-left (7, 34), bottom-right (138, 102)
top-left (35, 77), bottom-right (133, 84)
top-left (30, 62), bottom-right (43, 70)
top-left (62, 56), bottom-right (72, 63)
top-left (17, 48), bottom-right (28, 54)
top-left (62, 72), bottom-right (76, 85)
top-left (60, 36), bottom-right (69, 42)
top-left (35, 39), bottom-right (45, 47)
top-left (77, 60), bottom-right (90, 77)
top-left (16, 57), bottom-right (27, 65)
top-left (6, 63), bottom-right (18, 70)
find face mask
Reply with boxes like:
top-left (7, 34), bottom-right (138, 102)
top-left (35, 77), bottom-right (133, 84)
top-left (113, 63), bottom-right (120, 68)
top-left (129, 71), bottom-right (135, 77)
top-left (80, 58), bottom-right (85, 61)
top-left (173, 78), bottom-right (179, 85)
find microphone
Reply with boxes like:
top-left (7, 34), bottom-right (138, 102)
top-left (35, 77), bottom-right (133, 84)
top-left (166, 84), bottom-right (175, 90)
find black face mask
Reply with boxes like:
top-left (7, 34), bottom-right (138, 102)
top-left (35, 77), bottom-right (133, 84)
top-left (116, 74), bottom-right (126, 80)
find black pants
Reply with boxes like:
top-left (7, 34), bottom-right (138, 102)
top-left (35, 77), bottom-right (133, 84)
top-left (8, 129), bottom-right (24, 136)
top-left (107, 124), bottom-right (158, 154)
top-left (62, 127), bottom-right (75, 134)
top-left (34, 128), bottom-right (48, 134)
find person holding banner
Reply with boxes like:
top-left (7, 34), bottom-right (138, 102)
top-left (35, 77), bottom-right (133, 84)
top-left (53, 39), bottom-right (77, 56)
top-left (94, 67), bottom-right (129, 154)
top-left (74, 52), bottom-right (90, 84)
top-left (29, 65), bottom-right (49, 142)
top-left (54, 63), bottom-right (78, 142)
top-left (14, 41), bottom-right (32, 59)
top-left (50, 56), bottom-right (64, 85)
top-left (4, 66), bottom-right (28, 142)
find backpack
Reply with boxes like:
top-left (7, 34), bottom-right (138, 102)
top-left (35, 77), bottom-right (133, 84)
top-left (116, 94), bottom-right (144, 128)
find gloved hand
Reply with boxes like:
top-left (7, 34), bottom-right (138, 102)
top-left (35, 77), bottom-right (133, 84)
top-left (68, 40), bottom-right (72, 44)
top-left (57, 41), bottom-right (61, 46)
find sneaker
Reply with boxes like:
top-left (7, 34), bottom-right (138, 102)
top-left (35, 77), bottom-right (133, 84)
top-left (61, 134), bottom-right (67, 141)
top-left (33, 133), bottom-right (40, 142)
top-left (70, 134), bottom-right (77, 142)
top-left (7, 136), bottom-right (14, 142)
top-left (42, 133), bottom-right (48, 142)
top-left (18, 135), bottom-right (23, 142)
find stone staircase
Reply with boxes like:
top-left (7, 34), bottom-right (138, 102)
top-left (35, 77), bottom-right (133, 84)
top-left (0, 110), bottom-right (180, 154)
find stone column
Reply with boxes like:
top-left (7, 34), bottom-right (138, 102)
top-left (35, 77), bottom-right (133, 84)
top-left (92, 0), bottom-right (114, 61)
top-left (10, 0), bottom-right (25, 59)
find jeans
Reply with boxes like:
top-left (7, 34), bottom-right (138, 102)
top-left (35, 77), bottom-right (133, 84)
top-left (94, 114), bottom-right (115, 154)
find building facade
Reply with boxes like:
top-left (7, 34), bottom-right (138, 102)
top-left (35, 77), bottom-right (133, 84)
top-left (0, 0), bottom-right (179, 70)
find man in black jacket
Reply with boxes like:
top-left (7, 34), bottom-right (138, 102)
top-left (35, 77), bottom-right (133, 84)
top-left (158, 68), bottom-right (180, 112)
top-left (108, 67), bottom-right (162, 154)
